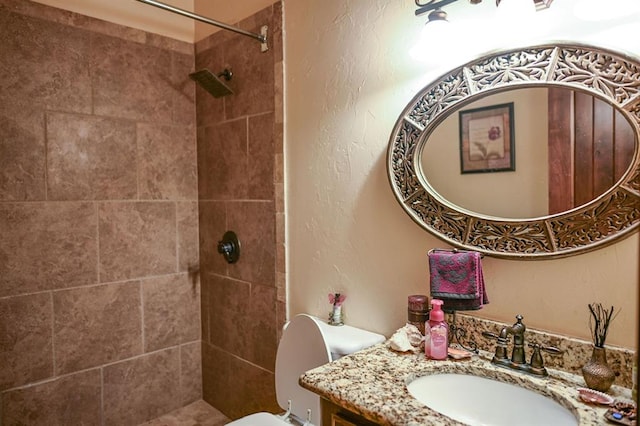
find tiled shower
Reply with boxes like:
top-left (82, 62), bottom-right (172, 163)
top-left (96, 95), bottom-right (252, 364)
top-left (0, 0), bottom-right (284, 424)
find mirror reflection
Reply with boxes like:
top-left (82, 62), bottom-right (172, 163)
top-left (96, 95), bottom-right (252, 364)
top-left (421, 87), bottom-right (636, 219)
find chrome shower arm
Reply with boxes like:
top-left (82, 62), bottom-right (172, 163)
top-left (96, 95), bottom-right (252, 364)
top-left (135, 0), bottom-right (268, 52)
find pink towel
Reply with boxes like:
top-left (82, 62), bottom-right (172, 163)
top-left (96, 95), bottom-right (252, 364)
top-left (428, 250), bottom-right (489, 311)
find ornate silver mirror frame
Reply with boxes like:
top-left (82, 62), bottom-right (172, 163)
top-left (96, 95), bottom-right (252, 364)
top-left (388, 43), bottom-right (640, 259)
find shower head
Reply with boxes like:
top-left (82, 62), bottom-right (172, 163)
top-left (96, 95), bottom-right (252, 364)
top-left (189, 68), bottom-right (234, 98)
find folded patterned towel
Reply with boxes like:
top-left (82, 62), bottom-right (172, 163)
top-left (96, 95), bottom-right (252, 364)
top-left (428, 249), bottom-right (489, 311)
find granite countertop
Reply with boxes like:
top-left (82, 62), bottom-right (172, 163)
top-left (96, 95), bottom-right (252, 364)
top-left (299, 342), bottom-right (632, 426)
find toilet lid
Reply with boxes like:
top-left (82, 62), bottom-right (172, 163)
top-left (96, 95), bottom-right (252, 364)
top-left (226, 412), bottom-right (290, 426)
top-left (276, 314), bottom-right (331, 424)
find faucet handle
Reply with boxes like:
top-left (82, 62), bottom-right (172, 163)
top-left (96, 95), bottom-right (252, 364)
top-left (482, 331), bottom-right (509, 360)
top-left (528, 343), bottom-right (563, 371)
top-left (481, 331), bottom-right (499, 340)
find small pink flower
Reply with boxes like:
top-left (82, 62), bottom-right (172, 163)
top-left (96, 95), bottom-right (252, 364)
top-left (328, 293), bottom-right (346, 307)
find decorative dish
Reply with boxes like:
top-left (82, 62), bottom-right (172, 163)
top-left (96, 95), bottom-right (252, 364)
top-left (576, 387), bottom-right (614, 405)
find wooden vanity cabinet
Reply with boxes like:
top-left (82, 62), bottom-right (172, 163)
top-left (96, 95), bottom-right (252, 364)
top-left (321, 398), bottom-right (380, 426)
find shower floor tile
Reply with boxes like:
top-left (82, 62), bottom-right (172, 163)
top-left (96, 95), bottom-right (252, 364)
top-left (139, 400), bottom-right (230, 426)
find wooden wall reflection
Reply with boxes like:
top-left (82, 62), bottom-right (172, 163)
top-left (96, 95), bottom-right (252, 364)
top-left (548, 87), bottom-right (635, 214)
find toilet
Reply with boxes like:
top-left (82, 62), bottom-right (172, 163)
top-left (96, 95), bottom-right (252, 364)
top-left (226, 314), bottom-right (385, 426)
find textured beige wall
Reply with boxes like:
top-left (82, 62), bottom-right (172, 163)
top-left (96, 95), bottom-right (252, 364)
top-left (285, 0), bottom-right (639, 350)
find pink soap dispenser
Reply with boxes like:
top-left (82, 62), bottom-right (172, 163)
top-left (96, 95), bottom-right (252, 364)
top-left (425, 299), bottom-right (449, 360)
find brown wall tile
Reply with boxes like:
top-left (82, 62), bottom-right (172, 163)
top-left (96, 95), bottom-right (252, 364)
top-left (178, 201), bottom-right (199, 272)
top-left (198, 201), bottom-right (228, 276)
top-left (90, 33), bottom-right (174, 123)
top-left (99, 202), bottom-right (177, 282)
top-left (0, 9), bottom-right (91, 113)
top-left (202, 342), bottom-right (278, 420)
top-left (0, 202), bottom-right (97, 297)
top-left (197, 119), bottom-right (249, 200)
top-left (1, 369), bottom-right (101, 426)
top-left (207, 275), bottom-right (276, 370)
top-left (0, 293), bottom-right (53, 391)
top-left (171, 51), bottom-right (197, 126)
top-left (247, 113), bottom-right (275, 200)
top-left (138, 123), bottom-right (197, 200)
top-left (53, 282), bottom-right (143, 374)
top-left (142, 273), bottom-right (200, 352)
top-left (180, 341), bottom-right (203, 405)
top-left (194, 45), bottom-right (226, 127)
top-left (227, 201), bottom-right (275, 285)
top-left (103, 348), bottom-right (181, 425)
top-left (0, 106), bottom-right (46, 201)
top-left (225, 17), bottom-right (275, 119)
top-left (197, 4), bottom-right (283, 419)
top-left (207, 274), bottom-right (250, 353)
top-left (46, 112), bottom-right (137, 200)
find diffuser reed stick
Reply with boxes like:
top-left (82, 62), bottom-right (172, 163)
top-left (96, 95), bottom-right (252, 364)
top-left (587, 303), bottom-right (618, 348)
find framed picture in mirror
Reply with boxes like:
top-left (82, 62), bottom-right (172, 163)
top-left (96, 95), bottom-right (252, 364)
top-left (459, 102), bottom-right (515, 174)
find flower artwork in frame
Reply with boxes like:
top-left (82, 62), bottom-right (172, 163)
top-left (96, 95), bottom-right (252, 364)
top-left (459, 102), bottom-right (515, 174)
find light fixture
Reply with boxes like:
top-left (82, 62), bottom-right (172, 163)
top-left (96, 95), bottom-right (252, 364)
top-left (415, 0), bottom-right (552, 20)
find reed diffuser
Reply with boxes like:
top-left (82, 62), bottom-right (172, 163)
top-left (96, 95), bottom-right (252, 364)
top-left (582, 302), bottom-right (619, 392)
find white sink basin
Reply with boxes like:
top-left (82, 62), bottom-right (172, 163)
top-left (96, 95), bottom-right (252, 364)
top-left (407, 373), bottom-right (578, 426)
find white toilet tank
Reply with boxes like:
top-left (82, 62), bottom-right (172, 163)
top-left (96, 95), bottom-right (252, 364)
top-left (315, 318), bottom-right (386, 360)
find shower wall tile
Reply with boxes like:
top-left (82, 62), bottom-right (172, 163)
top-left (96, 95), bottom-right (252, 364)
top-left (90, 33), bottom-right (174, 123)
top-left (53, 281), bottom-right (143, 374)
top-left (197, 201), bottom-right (227, 276)
top-left (227, 201), bottom-right (276, 286)
top-left (202, 342), bottom-right (278, 420)
top-left (225, 12), bottom-right (275, 119)
top-left (180, 341), bottom-right (203, 405)
top-left (198, 119), bottom-right (249, 200)
top-left (247, 113), bottom-right (275, 200)
top-left (46, 112), bottom-right (137, 201)
top-left (2, 2), bottom-right (202, 424)
top-left (137, 123), bottom-right (197, 200)
top-left (142, 273), bottom-right (200, 352)
top-left (0, 293), bottom-right (53, 391)
top-left (0, 10), bottom-right (91, 114)
top-left (0, 202), bottom-right (97, 298)
top-left (103, 348), bottom-right (181, 426)
top-left (194, 44), bottom-right (226, 127)
top-left (98, 202), bottom-right (177, 282)
top-left (200, 272), bottom-right (211, 341)
top-left (177, 201), bottom-right (200, 272)
top-left (271, 3), bottom-right (284, 64)
top-left (207, 275), bottom-right (276, 370)
top-left (0, 106), bottom-right (46, 201)
top-left (172, 51), bottom-right (197, 127)
top-left (1, 369), bottom-right (102, 426)
top-left (207, 274), bottom-right (250, 355)
top-left (247, 284), bottom-right (278, 369)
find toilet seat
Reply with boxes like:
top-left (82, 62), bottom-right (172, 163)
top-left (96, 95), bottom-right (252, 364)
top-left (224, 412), bottom-right (290, 425)
top-left (226, 314), bottom-right (332, 426)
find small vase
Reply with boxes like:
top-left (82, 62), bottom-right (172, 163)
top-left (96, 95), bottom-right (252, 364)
top-left (582, 346), bottom-right (615, 392)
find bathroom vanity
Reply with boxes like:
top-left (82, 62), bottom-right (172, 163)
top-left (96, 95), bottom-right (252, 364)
top-left (300, 342), bottom-right (632, 425)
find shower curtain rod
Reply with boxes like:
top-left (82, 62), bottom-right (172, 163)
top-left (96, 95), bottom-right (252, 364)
top-left (135, 0), bottom-right (268, 52)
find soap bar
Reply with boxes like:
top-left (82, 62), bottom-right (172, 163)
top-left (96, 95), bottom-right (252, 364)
top-left (447, 347), bottom-right (472, 360)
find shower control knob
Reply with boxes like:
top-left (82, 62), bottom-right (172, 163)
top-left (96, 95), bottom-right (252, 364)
top-left (217, 231), bottom-right (240, 264)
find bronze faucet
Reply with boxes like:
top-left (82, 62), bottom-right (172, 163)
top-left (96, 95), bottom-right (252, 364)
top-left (482, 315), bottom-right (563, 377)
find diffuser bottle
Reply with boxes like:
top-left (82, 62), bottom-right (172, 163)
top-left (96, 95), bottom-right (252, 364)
top-left (425, 299), bottom-right (448, 360)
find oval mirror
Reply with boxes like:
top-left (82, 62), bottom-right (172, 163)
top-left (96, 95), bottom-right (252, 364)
top-left (421, 87), bottom-right (636, 219)
top-left (388, 43), bottom-right (640, 259)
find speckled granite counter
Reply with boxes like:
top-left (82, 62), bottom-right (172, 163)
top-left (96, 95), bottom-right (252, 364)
top-left (300, 342), bottom-right (632, 425)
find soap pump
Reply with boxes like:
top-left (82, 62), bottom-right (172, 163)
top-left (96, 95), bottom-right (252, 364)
top-left (425, 299), bottom-right (449, 360)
